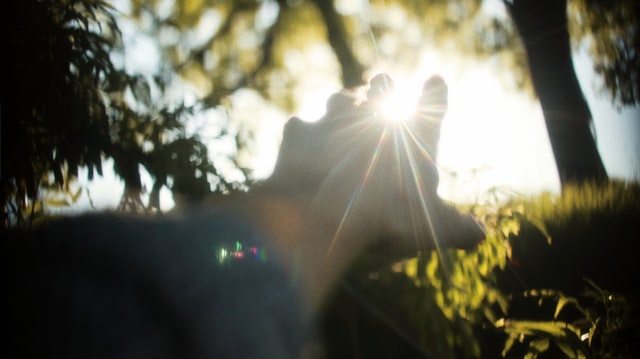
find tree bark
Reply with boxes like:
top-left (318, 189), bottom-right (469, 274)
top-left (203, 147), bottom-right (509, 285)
top-left (507, 0), bottom-right (608, 188)
top-left (312, 0), bottom-right (366, 88)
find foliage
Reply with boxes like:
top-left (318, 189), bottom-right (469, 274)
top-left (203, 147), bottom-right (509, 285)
top-left (121, 0), bottom-right (639, 111)
top-left (569, 0), bottom-right (640, 106)
top-left (127, 0), bottom-right (340, 112)
top-left (365, 0), bottom-right (532, 93)
top-left (4, 0), bottom-right (636, 225)
top-left (322, 181), bottom-right (640, 358)
top-left (1, 0), bottom-right (117, 226)
top-left (123, 0), bottom-right (533, 106)
top-left (1, 0), bottom-right (247, 228)
top-left (121, 0), bottom-right (635, 188)
top-left (102, 71), bottom-right (248, 212)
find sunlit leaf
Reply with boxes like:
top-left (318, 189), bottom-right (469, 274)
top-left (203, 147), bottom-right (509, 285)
top-left (183, 0), bottom-right (205, 18)
top-left (403, 257), bottom-right (418, 279)
top-left (554, 295), bottom-right (580, 320)
top-left (500, 217), bottom-right (520, 237)
top-left (70, 187), bottom-right (83, 203)
top-left (588, 319), bottom-right (598, 346)
top-left (45, 199), bottom-right (72, 208)
top-left (526, 215), bottom-right (552, 244)
top-left (528, 337), bottom-right (550, 355)
top-left (502, 333), bottom-right (518, 357)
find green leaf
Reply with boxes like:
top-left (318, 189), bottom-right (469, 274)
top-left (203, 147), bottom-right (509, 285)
top-left (70, 187), bottom-right (83, 203)
top-left (526, 215), bottom-right (552, 244)
top-left (483, 307), bottom-right (497, 324)
top-left (528, 337), bottom-right (550, 355)
top-left (502, 333), bottom-right (518, 357)
top-left (45, 199), bottom-right (71, 208)
top-left (587, 318), bottom-right (599, 346)
top-left (554, 296), bottom-right (569, 319)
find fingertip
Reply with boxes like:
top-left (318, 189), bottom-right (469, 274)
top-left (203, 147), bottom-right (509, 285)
top-left (367, 73), bottom-right (395, 102)
top-left (283, 116), bottom-right (305, 135)
top-left (422, 75), bottom-right (447, 92)
top-left (287, 116), bottom-right (304, 125)
top-left (418, 75), bottom-right (448, 116)
top-left (370, 73), bottom-right (394, 87)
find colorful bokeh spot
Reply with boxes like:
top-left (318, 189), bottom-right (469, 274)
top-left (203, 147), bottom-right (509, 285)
top-left (217, 240), bottom-right (267, 265)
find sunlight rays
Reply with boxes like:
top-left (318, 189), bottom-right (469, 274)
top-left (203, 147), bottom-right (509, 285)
top-left (324, 100), bottom-right (453, 277)
top-left (397, 122), bottom-right (453, 277)
top-left (326, 126), bottom-right (389, 255)
top-left (400, 120), bottom-right (436, 167)
top-left (378, 90), bottom-right (420, 122)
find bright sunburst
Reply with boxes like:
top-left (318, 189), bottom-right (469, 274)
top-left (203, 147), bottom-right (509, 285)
top-left (325, 79), bottom-right (447, 258)
top-left (377, 90), bottom-right (419, 122)
top-left (365, 73), bottom-right (421, 123)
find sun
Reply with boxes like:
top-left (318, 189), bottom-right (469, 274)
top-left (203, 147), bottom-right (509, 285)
top-left (366, 73), bottom-right (420, 123)
top-left (377, 90), bottom-right (419, 122)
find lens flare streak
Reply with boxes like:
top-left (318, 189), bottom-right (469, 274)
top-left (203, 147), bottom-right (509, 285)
top-left (400, 121), bottom-right (435, 165)
top-left (327, 126), bottom-right (389, 255)
top-left (325, 83), bottom-right (453, 280)
top-left (397, 123), bottom-right (453, 278)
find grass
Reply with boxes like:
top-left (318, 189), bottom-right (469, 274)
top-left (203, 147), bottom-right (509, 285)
top-left (320, 180), bottom-right (640, 358)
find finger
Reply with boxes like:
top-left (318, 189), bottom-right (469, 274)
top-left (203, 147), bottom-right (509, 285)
top-left (409, 75), bottom-right (449, 164)
top-left (319, 90), bottom-right (370, 139)
top-left (366, 73), bottom-right (395, 103)
top-left (416, 75), bottom-right (448, 122)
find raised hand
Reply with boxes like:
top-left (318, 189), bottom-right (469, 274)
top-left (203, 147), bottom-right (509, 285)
top-left (261, 72), bottom-right (483, 309)
top-left (2, 73), bottom-right (483, 359)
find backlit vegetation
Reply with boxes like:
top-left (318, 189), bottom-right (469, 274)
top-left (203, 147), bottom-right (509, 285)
top-left (322, 181), bottom-right (640, 358)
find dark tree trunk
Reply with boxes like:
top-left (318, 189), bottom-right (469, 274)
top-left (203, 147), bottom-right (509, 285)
top-left (507, 0), bottom-right (608, 188)
top-left (312, 0), bottom-right (366, 88)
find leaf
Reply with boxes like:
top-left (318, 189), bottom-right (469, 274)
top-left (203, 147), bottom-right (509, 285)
top-left (132, 76), bottom-right (152, 108)
top-left (502, 333), bottom-right (518, 357)
top-left (403, 257), bottom-right (419, 279)
top-left (554, 296), bottom-right (569, 319)
top-left (587, 320), bottom-right (597, 346)
top-left (504, 320), bottom-right (567, 337)
top-left (484, 307), bottom-right (498, 324)
top-left (45, 199), bottom-right (71, 208)
top-left (71, 187), bottom-right (83, 203)
top-left (500, 217), bottom-right (520, 237)
top-left (526, 215), bottom-right (552, 244)
top-left (528, 337), bottom-right (550, 355)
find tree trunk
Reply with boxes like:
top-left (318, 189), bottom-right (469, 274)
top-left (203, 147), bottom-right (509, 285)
top-left (312, 0), bottom-right (366, 88)
top-left (508, 0), bottom-right (608, 188)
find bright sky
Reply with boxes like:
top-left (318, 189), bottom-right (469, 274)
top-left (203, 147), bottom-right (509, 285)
top-left (67, 1), bottom-right (640, 212)
top-left (364, 56), bottom-right (560, 204)
top-left (73, 49), bottom-right (639, 211)
top-left (261, 48), bottom-right (640, 204)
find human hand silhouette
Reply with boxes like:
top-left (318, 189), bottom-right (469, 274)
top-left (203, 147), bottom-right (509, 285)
top-left (2, 73), bottom-right (483, 359)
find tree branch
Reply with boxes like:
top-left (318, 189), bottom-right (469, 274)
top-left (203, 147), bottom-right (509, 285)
top-left (311, 0), bottom-right (366, 88)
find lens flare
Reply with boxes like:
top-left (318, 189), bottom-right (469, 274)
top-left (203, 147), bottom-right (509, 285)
top-left (324, 113), bottom-right (454, 276)
top-left (378, 91), bottom-right (418, 123)
top-left (327, 126), bottom-right (389, 255)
